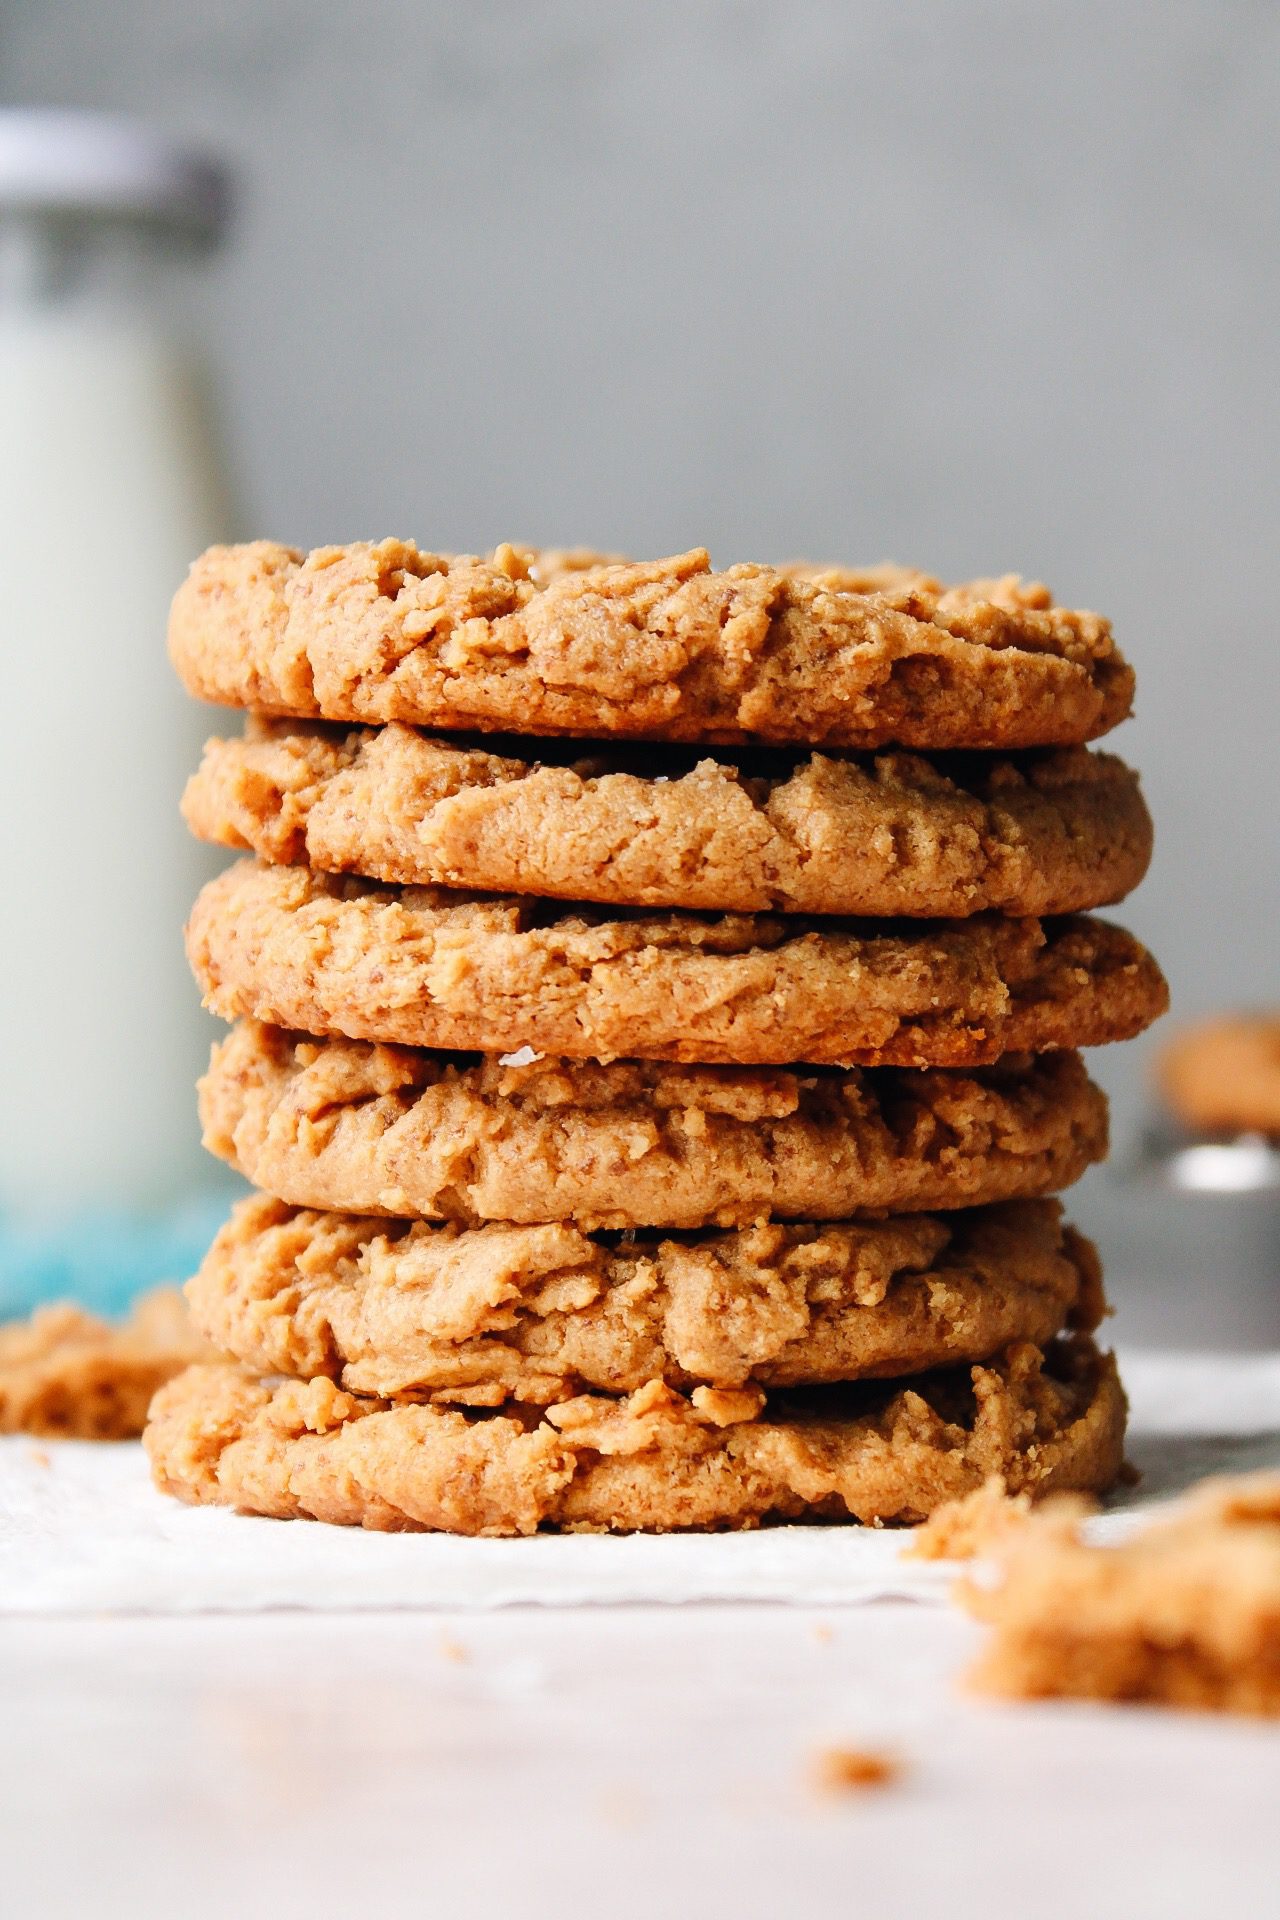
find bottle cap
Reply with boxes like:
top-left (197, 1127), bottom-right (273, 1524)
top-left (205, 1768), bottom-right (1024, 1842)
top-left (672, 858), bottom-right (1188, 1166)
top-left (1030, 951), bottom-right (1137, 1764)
top-left (0, 110), bottom-right (230, 242)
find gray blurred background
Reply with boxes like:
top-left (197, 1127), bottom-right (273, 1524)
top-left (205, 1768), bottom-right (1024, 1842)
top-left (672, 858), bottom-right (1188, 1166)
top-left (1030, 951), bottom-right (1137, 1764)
top-left (6, 0), bottom-right (1278, 1332)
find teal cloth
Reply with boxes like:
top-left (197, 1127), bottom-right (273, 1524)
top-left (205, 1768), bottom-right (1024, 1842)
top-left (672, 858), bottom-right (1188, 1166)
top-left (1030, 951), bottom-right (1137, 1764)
top-left (0, 1189), bottom-right (237, 1319)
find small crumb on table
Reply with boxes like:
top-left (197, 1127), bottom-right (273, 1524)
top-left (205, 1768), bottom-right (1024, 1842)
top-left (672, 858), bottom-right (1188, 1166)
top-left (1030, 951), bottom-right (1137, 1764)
top-left (812, 1746), bottom-right (902, 1793)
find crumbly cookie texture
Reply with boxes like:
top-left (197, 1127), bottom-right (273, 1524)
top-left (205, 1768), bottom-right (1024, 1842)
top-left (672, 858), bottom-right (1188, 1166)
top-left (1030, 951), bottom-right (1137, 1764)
top-left (900, 1472), bottom-right (1040, 1561)
top-left (0, 1290), bottom-right (212, 1440)
top-left (144, 1334), bottom-right (1125, 1535)
top-left (964, 1472), bottom-right (1280, 1716)
top-left (1157, 1015), bottom-right (1280, 1139)
top-left (183, 720), bottom-right (1152, 920)
top-left (187, 861), bottom-right (1168, 1069)
top-left (200, 1023), bottom-right (1108, 1230)
top-left (168, 542), bottom-right (1133, 750)
top-left (186, 1194), bottom-right (1105, 1404)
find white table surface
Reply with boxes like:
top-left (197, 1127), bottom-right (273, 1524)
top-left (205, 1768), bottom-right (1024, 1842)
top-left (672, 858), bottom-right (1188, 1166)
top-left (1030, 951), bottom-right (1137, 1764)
top-left (5, 1603), bottom-right (1279, 1920)
top-left (5, 1347), bottom-right (1280, 1920)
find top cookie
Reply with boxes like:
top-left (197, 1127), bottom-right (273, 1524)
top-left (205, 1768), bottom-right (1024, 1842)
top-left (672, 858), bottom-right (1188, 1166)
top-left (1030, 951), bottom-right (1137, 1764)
top-left (169, 542), bottom-right (1134, 751)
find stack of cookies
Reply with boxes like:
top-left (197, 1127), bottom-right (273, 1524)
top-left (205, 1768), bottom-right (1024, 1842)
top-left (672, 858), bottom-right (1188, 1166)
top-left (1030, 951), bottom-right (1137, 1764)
top-left (145, 542), bottom-right (1167, 1535)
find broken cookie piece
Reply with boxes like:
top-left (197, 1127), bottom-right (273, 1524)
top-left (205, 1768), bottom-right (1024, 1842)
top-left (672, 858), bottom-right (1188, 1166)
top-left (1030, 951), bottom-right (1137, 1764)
top-left (964, 1470), bottom-right (1280, 1716)
top-left (0, 1290), bottom-right (213, 1440)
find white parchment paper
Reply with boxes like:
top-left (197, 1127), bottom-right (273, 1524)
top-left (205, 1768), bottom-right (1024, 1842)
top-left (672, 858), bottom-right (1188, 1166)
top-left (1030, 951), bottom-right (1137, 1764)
top-left (2, 1348), bottom-right (1277, 1615)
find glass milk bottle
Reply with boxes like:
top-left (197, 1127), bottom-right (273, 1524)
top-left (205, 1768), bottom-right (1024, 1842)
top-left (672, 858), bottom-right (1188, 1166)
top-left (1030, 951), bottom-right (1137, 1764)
top-left (0, 113), bottom-right (234, 1232)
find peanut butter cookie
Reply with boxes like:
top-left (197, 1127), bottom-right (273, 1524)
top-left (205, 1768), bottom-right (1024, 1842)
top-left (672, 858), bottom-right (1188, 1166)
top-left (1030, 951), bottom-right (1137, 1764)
top-left (183, 721), bottom-right (1152, 918)
top-left (0, 1290), bottom-right (212, 1440)
top-left (187, 861), bottom-right (1169, 1067)
top-left (1157, 1015), bottom-right (1280, 1139)
top-left (200, 1023), bottom-right (1107, 1228)
top-left (186, 1194), bottom-right (1106, 1403)
top-left (144, 1333), bottom-right (1126, 1534)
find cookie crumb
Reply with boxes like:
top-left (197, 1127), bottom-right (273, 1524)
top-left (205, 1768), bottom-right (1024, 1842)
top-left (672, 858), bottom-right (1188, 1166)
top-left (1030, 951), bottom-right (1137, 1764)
top-left (812, 1622), bottom-right (834, 1645)
top-left (438, 1635), bottom-right (469, 1664)
top-left (902, 1474), bottom-right (1041, 1561)
top-left (812, 1746), bottom-right (902, 1793)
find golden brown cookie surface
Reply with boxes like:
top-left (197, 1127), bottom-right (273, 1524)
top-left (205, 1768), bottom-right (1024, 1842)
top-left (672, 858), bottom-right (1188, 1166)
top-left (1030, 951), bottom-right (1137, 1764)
top-left (187, 861), bottom-right (1168, 1068)
top-left (169, 542), bottom-right (1133, 750)
top-left (144, 1334), bottom-right (1125, 1535)
top-left (186, 1194), bottom-right (1105, 1403)
top-left (200, 1024), bottom-right (1107, 1229)
top-left (183, 721), bottom-right (1152, 919)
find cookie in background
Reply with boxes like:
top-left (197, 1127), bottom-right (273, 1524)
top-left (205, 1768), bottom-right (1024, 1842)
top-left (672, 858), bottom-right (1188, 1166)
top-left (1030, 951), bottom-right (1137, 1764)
top-left (1158, 1014), bottom-right (1280, 1146)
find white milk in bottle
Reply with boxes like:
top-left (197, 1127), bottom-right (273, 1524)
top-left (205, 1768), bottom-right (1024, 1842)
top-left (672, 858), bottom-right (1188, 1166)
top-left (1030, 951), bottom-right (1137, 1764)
top-left (0, 114), bottom-right (235, 1222)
